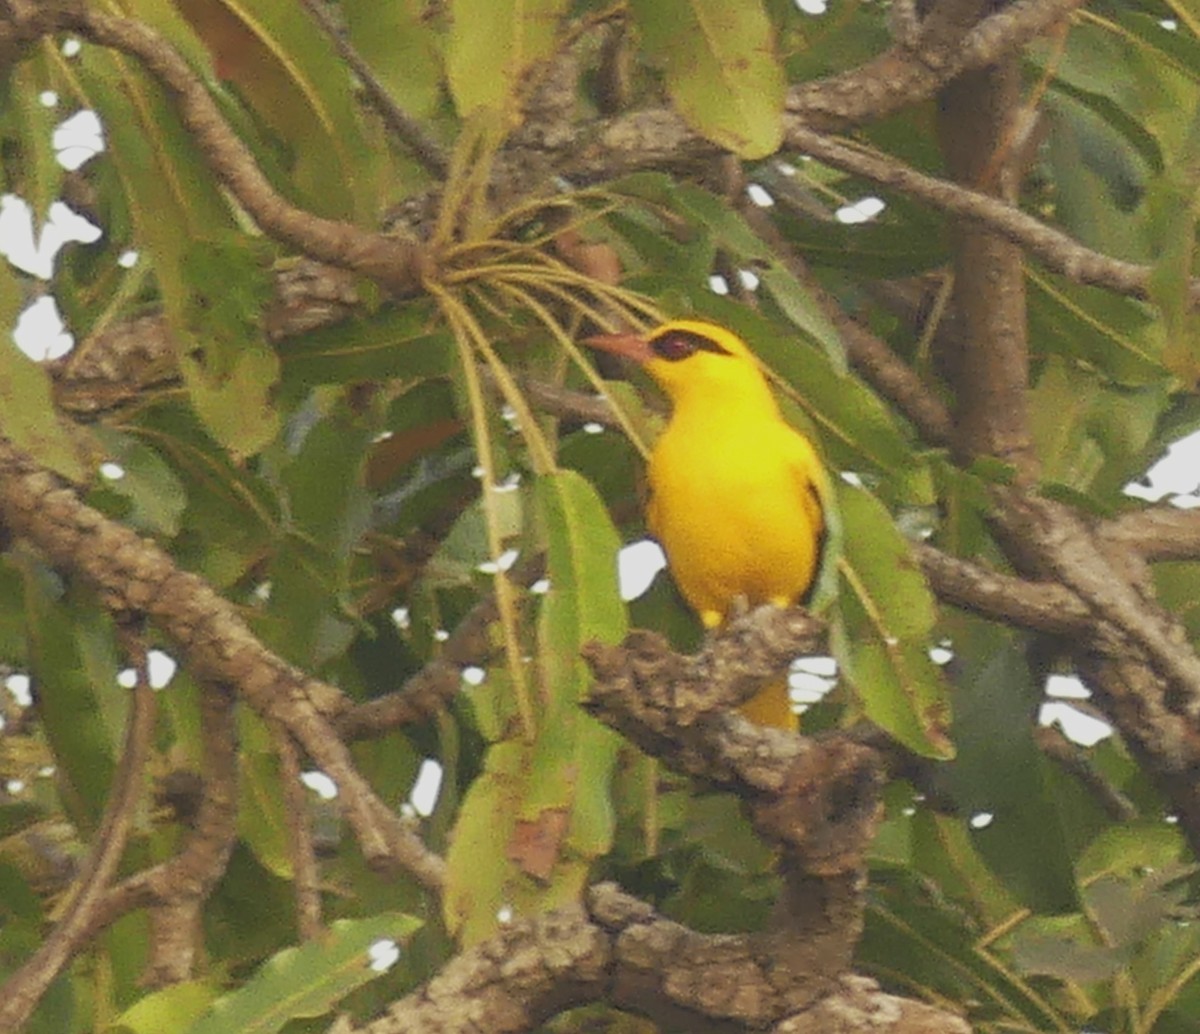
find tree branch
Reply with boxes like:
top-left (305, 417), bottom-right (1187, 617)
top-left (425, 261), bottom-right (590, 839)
top-left (914, 543), bottom-right (1092, 633)
top-left (784, 128), bottom-right (1185, 305)
top-left (2, 3), bottom-right (431, 296)
top-left (295, 0), bottom-right (448, 178)
top-left (0, 646), bottom-right (156, 1033)
top-left (0, 435), bottom-right (445, 890)
top-left (582, 607), bottom-right (881, 879)
top-left (351, 883), bottom-right (971, 1034)
top-left (76, 679), bottom-right (240, 966)
top-left (1100, 505), bottom-right (1200, 562)
top-left (937, 57), bottom-right (1036, 472)
top-left (785, 0), bottom-right (1082, 130)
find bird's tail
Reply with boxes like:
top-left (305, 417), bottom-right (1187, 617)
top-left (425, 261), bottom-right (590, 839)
top-left (738, 676), bottom-right (797, 731)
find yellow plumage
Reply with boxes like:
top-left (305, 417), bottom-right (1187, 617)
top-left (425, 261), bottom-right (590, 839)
top-left (588, 319), bottom-right (827, 730)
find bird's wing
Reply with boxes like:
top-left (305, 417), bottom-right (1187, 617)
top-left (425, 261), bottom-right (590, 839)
top-left (780, 426), bottom-right (834, 606)
top-left (779, 428), bottom-right (828, 529)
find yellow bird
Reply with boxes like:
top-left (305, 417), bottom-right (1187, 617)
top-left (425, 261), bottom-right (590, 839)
top-left (587, 319), bottom-right (828, 730)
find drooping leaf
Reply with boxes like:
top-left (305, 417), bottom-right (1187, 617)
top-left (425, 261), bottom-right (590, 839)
top-left (180, 343), bottom-right (280, 460)
top-left (526, 470), bottom-right (626, 854)
top-left (171, 0), bottom-right (386, 221)
top-left (0, 333), bottom-right (87, 484)
top-left (445, 470), bottom-right (626, 944)
top-left (833, 481), bottom-right (953, 759)
top-left (115, 981), bottom-right (220, 1034)
top-left (342, 0), bottom-right (443, 121)
top-left (1028, 270), bottom-right (1168, 387)
top-left (2, 57), bottom-right (65, 229)
top-left (65, 38), bottom-right (234, 326)
top-left (236, 709), bottom-right (292, 880)
top-left (88, 427), bottom-right (188, 536)
top-left (20, 574), bottom-right (122, 829)
top-left (628, 0), bottom-right (785, 158)
top-left (1146, 96), bottom-right (1200, 387)
top-left (263, 401), bottom-right (376, 668)
top-left (941, 619), bottom-right (1081, 914)
top-left (446, 0), bottom-right (568, 119)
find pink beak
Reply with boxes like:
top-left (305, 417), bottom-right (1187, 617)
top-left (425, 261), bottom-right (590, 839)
top-left (582, 331), bottom-right (656, 364)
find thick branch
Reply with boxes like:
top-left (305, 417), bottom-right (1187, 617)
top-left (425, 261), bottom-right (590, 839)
top-left (997, 493), bottom-right (1200, 713)
top-left (569, 0), bottom-right (1083, 181)
top-left (75, 679), bottom-right (240, 961)
top-left (785, 0), bottom-right (1081, 130)
top-left (582, 608), bottom-right (882, 879)
top-left (937, 58), bottom-right (1036, 472)
top-left (0, 435), bottom-right (445, 890)
top-left (914, 543), bottom-right (1091, 633)
top-left (354, 883), bottom-right (970, 1034)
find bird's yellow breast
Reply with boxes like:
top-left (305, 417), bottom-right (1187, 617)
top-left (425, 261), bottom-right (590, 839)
top-left (647, 407), bottom-right (824, 629)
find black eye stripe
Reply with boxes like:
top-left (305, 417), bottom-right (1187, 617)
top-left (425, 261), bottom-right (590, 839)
top-left (648, 329), bottom-right (733, 362)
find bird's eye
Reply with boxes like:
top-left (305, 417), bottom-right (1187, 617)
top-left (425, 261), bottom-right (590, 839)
top-left (651, 333), bottom-right (698, 362)
top-left (649, 330), bottom-right (731, 362)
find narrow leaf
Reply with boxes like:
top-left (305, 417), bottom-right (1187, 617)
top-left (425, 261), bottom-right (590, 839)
top-left (184, 914), bottom-right (421, 1034)
top-left (834, 482), bottom-right (953, 758)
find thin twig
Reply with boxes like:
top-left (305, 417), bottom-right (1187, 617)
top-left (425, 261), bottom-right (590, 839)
top-left (0, 637), bottom-right (156, 1031)
top-left (278, 729), bottom-right (324, 940)
top-left (295, 0), bottom-right (448, 178)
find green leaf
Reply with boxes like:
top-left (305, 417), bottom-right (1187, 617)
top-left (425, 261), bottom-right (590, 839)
top-left (264, 402), bottom-right (375, 667)
top-left (126, 401), bottom-right (281, 588)
top-left (528, 470), bottom-right (626, 851)
top-left (20, 574), bottom-right (122, 828)
top-left (1028, 270), bottom-right (1167, 386)
top-left (833, 481), bottom-right (953, 759)
top-left (167, 0), bottom-right (386, 221)
top-left (277, 303), bottom-right (453, 391)
top-left (180, 343), bottom-right (280, 461)
top-left (115, 981), bottom-right (220, 1034)
top-left (88, 428), bottom-right (188, 537)
top-left (342, 0), bottom-right (443, 120)
top-left (67, 39), bottom-right (234, 327)
top-left (445, 471), bottom-right (626, 945)
top-left (863, 866), bottom-right (1073, 1032)
top-left (237, 710), bottom-right (292, 880)
top-left (183, 914), bottom-right (422, 1034)
top-left (1146, 96), bottom-right (1200, 386)
top-left (2, 59), bottom-right (65, 227)
top-left (942, 620), bottom-right (1081, 914)
top-left (446, 0), bottom-right (568, 118)
top-left (0, 343), bottom-right (87, 484)
top-left (0, 263), bottom-right (85, 482)
top-left (629, 0), bottom-right (785, 158)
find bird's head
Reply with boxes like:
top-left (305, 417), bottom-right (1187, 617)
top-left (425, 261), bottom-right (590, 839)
top-left (585, 319), bottom-right (774, 411)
